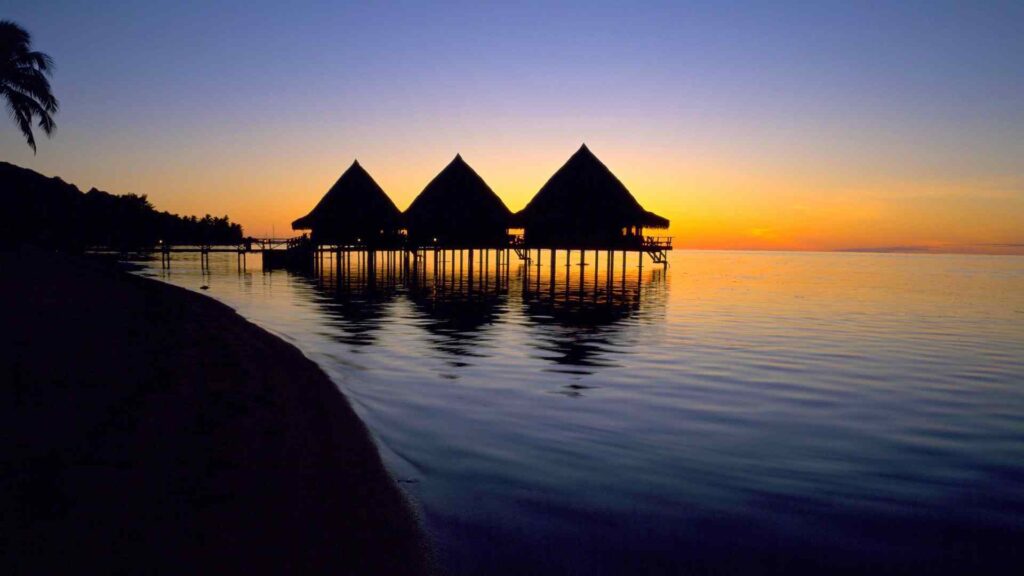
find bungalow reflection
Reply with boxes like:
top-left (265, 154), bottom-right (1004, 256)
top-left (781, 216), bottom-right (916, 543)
top-left (282, 246), bottom-right (666, 373)
top-left (524, 261), bottom-right (667, 377)
top-left (410, 292), bottom-right (507, 364)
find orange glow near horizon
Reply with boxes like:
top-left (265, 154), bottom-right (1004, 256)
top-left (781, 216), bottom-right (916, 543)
top-left (3, 3), bottom-right (1021, 255)
top-left (4, 130), bottom-right (1021, 255)
top-left (87, 143), bottom-right (1021, 256)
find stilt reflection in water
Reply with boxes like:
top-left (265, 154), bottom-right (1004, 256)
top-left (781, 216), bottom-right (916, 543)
top-left (253, 247), bottom-right (664, 372)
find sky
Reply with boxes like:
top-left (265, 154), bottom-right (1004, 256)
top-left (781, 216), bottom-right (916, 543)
top-left (3, 1), bottom-right (1023, 253)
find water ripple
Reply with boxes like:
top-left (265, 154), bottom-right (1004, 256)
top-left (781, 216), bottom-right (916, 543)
top-left (137, 251), bottom-right (1024, 574)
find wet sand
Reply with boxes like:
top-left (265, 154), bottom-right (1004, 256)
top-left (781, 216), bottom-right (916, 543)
top-left (0, 247), bottom-right (430, 574)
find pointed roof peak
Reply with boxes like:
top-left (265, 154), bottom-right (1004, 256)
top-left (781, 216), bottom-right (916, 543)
top-left (443, 153), bottom-right (471, 171)
top-left (568, 143), bottom-right (605, 167)
top-left (572, 143), bottom-right (599, 160)
top-left (343, 159), bottom-right (369, 176)
top-left (291, 161), bottom-right (401, 231)
top-left (515, 143), bottom-right (669, 229)
top-left (404, 154), bottom-right (512, 225)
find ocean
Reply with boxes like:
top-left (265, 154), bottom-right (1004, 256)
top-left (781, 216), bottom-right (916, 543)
top-left (137, 250), bottom-right (1024, 574)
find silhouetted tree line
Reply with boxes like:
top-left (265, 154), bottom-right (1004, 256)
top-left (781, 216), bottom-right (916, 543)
top-left (1, 161), bottom-right (243, 250)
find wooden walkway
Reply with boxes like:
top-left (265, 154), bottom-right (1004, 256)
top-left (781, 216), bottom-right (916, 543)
top-left (87, 235), bottom-right (673, 271)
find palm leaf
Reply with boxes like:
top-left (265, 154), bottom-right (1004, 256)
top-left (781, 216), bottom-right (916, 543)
top-left (0, 20), bottom-right (58, 152)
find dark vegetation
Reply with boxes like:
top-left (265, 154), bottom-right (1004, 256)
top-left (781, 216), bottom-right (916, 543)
top-left (0, 161), bottom-right (243, 250)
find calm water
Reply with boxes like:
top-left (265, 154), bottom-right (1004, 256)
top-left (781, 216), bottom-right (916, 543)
top-left (136, 250), bottom-right (1024, 574)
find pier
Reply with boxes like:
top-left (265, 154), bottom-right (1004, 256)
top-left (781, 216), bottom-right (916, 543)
top-left (90, 144), bottom-right (674, 299)
top-left (116, 233), bottom-right (671, 311)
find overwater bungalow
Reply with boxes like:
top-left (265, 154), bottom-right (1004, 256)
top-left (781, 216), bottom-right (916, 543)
top-left (291, 160), bottom-right (402, 247)
top-left (513, 144), bottom-right (669, 249)
top-left (402, 154), bottom-right (512, 248)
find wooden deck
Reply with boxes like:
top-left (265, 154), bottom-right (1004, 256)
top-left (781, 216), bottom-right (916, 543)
top-left (87, 234), bottom-right (674, 271)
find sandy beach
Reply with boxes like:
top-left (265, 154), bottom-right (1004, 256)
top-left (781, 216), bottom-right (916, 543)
top-left (0, 247), bottom-right (430, 574)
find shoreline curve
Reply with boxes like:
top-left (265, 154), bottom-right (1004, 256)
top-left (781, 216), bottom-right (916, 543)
top-left (0, 246), bottom-right (431, 574)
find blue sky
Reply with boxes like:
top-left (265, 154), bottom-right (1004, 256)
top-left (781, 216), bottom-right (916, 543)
top-left (3, 1), bottom-right (1022, 250)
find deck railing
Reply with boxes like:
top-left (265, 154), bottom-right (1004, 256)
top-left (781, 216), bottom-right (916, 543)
top-left (90, 234), bottom-right (673, 254)
top-left (642, 236), bottom-right (673, 250)
top-left (507, 233), bottom-right (672, 250)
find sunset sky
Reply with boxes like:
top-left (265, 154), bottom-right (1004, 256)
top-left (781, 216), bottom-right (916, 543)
top-left (3, 1), bottom-right (1022, 253)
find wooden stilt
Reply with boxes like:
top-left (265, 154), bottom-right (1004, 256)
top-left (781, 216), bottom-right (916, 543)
top-left (536, 248), bottom-right (541, 292)
top-left (564, 249), bottom-right (571, 296)
top-left (495, 249), bottom-right (501, 290)
top-left (549, 249), bottom-right (556, 294)
top-left (637, 250), bottom-right (643, 293)
top-left (524, 247), bottom-right (530, 286)
top-left (578, 248), bottom-right (585, 296)
top-left (602, 250), bottom-right (609, 296)
top-left (368, 250), bottom-right (376, 288)
top-left (621, 250), bottom-right (626, 288)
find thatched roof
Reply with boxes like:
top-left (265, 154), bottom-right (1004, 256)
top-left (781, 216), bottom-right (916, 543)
top-left (402, 154), bottom-right (512, 241)
top-left (514, 144), bottom-right (669, 229)
top-left (292, 160), bottom-right (401, 231)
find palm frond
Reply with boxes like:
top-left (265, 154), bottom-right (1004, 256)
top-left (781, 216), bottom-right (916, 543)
top-left (5, 88), bottom-right (54, 134)
top-left (3, 68), bottom-right (59, 112)
top-left (4, 91), bottom-right (37, 152)
top-left (0, 20), bottom-right (31, 50)
top-left (22, 50), bottom-right (54, 72)
top-left (0, 20), bottom-right (57, 151)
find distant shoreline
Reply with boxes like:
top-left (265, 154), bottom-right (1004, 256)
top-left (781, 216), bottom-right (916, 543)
top-left (0, 247), bottom-right (430, 574)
